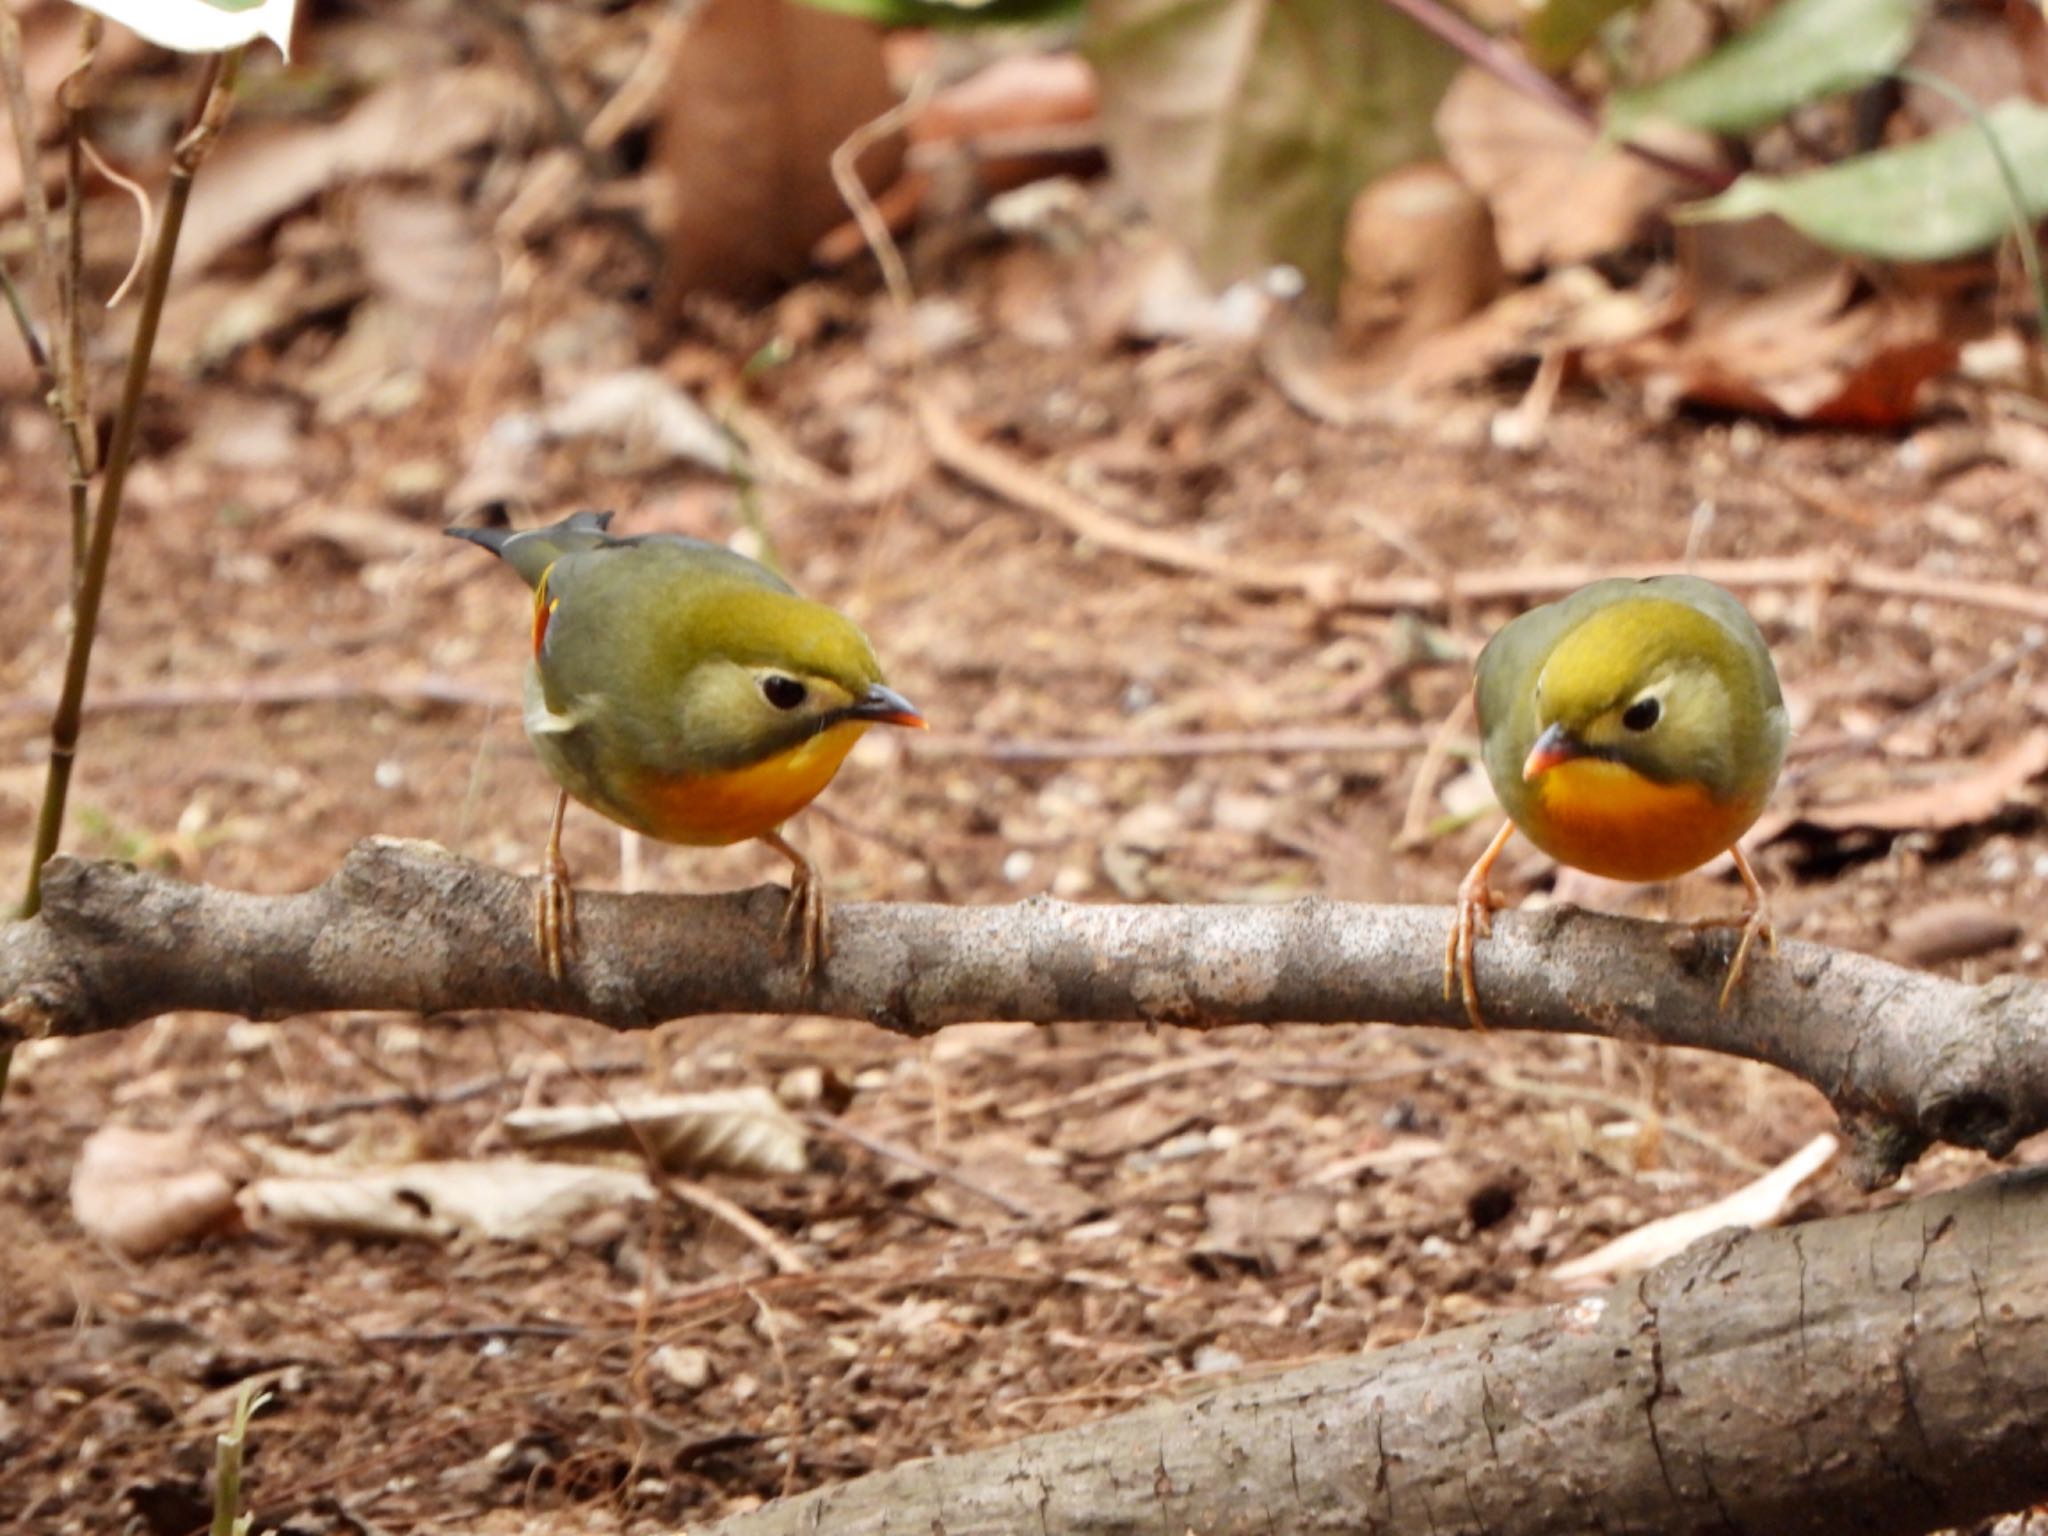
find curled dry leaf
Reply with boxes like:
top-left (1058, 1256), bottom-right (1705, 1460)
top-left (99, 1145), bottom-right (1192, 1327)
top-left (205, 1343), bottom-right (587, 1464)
top-left (1551, 1133), bottom-right (1838, 1287)
top-left (70, 1124), bottom-right (243, 1259)
top-left (1267, 264), bottom-right (1677, 423)
top-left (1436, 67), bottom-right (1705, 273)
top-left (1586, 255), bottom-right (1961, 426)
top-left (1768, 728), bottom-right (2048, 839)
top-left (502, 1087), bottom-right (808, 1178)
top-left (240, 1159), bottom-right (653, 1245)
top-left (176, 66), bottom-right (536, 277)
top-left (262, 505), bottom-right (433, 569)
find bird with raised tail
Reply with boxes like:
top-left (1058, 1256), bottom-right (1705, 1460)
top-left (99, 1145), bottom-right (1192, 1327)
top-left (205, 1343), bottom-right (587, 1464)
top-left (448, 511), bottom-right (927, 985)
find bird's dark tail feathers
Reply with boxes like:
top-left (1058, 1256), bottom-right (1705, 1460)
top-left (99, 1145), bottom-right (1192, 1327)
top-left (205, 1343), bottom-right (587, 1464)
top-left (445, 509), bottom-right (616, 588)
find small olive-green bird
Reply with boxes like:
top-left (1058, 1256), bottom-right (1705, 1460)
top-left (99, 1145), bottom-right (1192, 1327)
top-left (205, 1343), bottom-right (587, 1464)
top-left (1446, 575), bottom-right (1789, 1029)
top-left (449, 511), bottom-right (926, 983)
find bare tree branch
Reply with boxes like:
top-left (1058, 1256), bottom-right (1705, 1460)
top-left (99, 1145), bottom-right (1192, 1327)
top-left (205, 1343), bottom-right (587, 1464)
top-left (686, 1167), bottom-right (2048, 1536)
top-left (5, 838), bottom-right (2044, 1188)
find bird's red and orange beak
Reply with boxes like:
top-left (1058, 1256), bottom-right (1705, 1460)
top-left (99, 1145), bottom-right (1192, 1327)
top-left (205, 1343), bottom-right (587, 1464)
top-left (848, 682), bottom-right (928, 730)
top-left (1522, 723), bottom-right (1585, 781)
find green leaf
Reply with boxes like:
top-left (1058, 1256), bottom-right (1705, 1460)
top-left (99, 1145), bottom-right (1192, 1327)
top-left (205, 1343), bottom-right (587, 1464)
top-left (1675, 98), bottom-right (2048, 262)
top-left (67, 0), bottom-right (296, 57)
top-left (1084, 0), bottom-right (1459, 302)
top-left (1606, 0), bottom-right (1923, 138)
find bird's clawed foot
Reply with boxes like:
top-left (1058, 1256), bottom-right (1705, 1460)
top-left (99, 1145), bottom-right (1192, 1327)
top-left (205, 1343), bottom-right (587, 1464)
top-left (1444, 820), bottom-right (1516, 1032)
top-left (1690, 844), bottom-right (1776, 1011)
top-left (535, 789), bottom-right (576, 983)
top-left (763, 830), bottom-right (826, 991)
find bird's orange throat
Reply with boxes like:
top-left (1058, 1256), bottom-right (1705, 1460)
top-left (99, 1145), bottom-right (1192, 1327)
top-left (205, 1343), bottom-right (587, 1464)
top-left (622, 721), bottom-right (870, 847)
top-left (1523, 757), bottom-right (1760, 883)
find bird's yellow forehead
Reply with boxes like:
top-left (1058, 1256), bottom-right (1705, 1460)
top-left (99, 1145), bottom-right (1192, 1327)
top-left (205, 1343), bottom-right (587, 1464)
top-left (1536, 597), bottom-right (1727, 722)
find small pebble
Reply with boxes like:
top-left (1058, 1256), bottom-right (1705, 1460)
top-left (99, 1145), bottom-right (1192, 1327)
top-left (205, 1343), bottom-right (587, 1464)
top-left (652, 1345), bottom-right (714, 1391)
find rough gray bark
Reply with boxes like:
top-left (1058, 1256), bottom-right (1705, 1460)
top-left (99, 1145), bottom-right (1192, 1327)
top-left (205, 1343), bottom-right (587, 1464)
top-left (6, 838), bottom-right (2048, 1186)
top-left (686, 1168), bottom-right (2048, 1536)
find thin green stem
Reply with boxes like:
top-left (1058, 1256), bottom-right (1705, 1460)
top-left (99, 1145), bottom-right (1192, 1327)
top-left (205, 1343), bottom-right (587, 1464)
top-left (210, 1383), bottom-right (270, 1536)
top-left (20, 47), bottom-right (243, 923)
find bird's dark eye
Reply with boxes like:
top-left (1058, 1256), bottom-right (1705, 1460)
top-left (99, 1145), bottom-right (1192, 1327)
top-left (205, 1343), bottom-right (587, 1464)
top-left (1622, 697), bottom-right (1661, 731)
top-left (762, 675), bottom-right (808, 710)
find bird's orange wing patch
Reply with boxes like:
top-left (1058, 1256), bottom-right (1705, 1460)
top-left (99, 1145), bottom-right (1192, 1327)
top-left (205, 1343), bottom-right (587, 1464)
top-left (1525, 759), bottom-right (1761, 883)
top-left (531, 570), bottom-right (559, 660)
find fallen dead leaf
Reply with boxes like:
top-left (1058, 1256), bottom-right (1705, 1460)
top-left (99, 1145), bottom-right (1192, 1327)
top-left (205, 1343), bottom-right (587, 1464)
top-left (154, 262), bottom-right (372, 375)
top-left (1084, 0), bottom-right (1458, 299)
top-left (240, 1159), bottom-right (653, 1244)
top-left (1265, 264), bottom-right (1676, 424)
top-left (502, 1088), bottom-right (808, 1178)
top-left (1590, 253), bottom-right (1964, 426)
top-left (176, 66), bottom-right (535, 277)
top-left (1551, 1133), bottom-right (1837, 1287)
top-left (446, 411), bottom-right (547, 520)
top-left (70, 1124), bottom-right (244, 1259)
top-left (1435, 66), bottom-right (1706, 272)
top-left (1769, 729), bottom-right (2048, 838)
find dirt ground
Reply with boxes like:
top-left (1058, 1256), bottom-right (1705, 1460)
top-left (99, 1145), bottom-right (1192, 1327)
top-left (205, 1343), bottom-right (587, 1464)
top-left (2, 165), bottom-right (2047, 1532)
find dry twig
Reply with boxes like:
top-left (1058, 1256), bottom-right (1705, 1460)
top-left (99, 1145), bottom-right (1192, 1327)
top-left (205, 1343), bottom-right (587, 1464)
top-left (6, 839), bottom-right (2046, 1189)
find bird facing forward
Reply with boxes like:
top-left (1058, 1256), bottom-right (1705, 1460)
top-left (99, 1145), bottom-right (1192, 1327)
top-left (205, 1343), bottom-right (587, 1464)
top-left (1445, 575), bottom-right (1789, 1029)
top-left (449, 511), bottom-right (926, 984)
